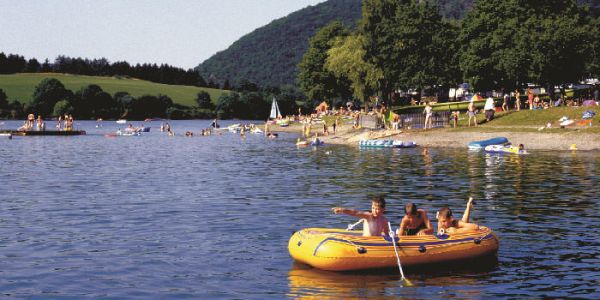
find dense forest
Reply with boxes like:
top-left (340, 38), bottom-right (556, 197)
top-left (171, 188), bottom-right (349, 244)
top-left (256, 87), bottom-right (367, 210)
top-left (296, 0), bottom-right (599, 107)
top-left (196, 0), bottom-right (600, 89)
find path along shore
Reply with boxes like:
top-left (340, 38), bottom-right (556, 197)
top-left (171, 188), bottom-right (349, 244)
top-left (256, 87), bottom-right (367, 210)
top-left (272, 123), bottom-right (600, 151)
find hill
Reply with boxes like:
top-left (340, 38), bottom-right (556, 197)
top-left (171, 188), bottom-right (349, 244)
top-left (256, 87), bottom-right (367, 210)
top-left (195, 0), bottom-right (480, 89)
top-left (196, 0), bottom-right (598, 89)
top-left (195, 0), bottom-right (362, 88)
top-left (0, 73), bottom-right (229, 107)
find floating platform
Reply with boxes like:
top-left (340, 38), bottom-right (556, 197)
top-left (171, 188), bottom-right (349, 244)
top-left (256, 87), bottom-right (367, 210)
top-left (1, 130), bottom-right (86, 136)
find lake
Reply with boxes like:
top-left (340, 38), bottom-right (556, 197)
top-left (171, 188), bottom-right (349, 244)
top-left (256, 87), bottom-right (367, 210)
top-left (1, 120), bottom-right (599, 298)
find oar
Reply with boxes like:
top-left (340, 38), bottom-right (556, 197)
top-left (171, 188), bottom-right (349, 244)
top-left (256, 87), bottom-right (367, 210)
top-left (387, 222), bottom-right (413, 286)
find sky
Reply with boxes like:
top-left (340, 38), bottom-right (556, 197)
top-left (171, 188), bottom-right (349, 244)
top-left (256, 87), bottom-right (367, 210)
top-left (0, 0), bottom-right (327, 69)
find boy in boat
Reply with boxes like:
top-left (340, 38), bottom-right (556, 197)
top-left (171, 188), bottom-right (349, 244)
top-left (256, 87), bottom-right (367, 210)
top-left (332, 196), bottom-right (389, 237)
top-left (397, 203), bottom-right (433, 236)
top-left (436, 198), bottom-right (479, 235)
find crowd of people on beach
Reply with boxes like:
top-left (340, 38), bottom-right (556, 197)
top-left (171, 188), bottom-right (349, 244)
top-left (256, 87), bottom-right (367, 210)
top-left (332, 195), bottom-right (478, 238)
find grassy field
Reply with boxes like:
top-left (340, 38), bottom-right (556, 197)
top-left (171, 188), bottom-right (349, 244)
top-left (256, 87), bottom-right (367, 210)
top-left (452, 106), bottom-right (600, 133)
top-left (0, 73), bottom-right (229, 107)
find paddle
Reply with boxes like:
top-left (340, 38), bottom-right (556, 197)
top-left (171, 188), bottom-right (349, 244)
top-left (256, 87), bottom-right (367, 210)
top-left (387, 222), bottom-right (413, 286)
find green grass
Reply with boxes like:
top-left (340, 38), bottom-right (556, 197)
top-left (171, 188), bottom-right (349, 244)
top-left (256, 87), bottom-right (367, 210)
top-left (0, 73), bottom-right (230, 107)
top-left (451, 106), bottom-right (600, 133)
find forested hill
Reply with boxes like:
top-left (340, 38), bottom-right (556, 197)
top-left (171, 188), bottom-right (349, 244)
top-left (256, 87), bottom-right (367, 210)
top-left (195, 0), bottom-right (362, 88)
top-left (196, 0), bottom-right (598, 88)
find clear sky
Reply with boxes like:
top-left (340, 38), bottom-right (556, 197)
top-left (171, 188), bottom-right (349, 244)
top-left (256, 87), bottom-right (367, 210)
top-left (0, 0), bottom-right (327, 69)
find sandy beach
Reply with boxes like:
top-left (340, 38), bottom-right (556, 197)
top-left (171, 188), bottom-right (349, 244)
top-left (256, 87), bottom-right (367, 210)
top-left (273, 124), bottom-right (600, 151)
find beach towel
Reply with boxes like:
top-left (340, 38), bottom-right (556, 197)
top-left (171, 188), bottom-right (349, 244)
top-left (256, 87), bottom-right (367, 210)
top-left (582, 100), bottom-right (597, 107)
top-left (582, 110), bottom-right (596, 120)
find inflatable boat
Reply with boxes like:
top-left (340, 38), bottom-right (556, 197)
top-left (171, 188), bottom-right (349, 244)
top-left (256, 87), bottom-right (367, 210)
top-left (484, 144), bottom-right (527, 155)
top-left (468, 137), bottom-right (509, 150)
top-left (359, 140), bottom-right (417, 148)
top-left (288, 227), bottom-right (498, 271)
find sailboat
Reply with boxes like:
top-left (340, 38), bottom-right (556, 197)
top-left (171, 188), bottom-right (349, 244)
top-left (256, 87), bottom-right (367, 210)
top-left (270, 97), bottom-right (282, 120)
top-left (270, 97), bottom-right (288, 126)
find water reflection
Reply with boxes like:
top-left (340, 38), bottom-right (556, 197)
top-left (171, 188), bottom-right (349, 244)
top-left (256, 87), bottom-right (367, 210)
top-left (288, 258), bottom-right (498, 299)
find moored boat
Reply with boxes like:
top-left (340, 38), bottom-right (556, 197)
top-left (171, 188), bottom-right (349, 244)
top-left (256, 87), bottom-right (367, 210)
top-left (359, 139), bottom-right (417, 148)
top-left (484, 144), bottom-right (527, 155)
top-left (468, 137), bottom-right (508, 150)
top-left (288, 227), bottom-right (498, 271)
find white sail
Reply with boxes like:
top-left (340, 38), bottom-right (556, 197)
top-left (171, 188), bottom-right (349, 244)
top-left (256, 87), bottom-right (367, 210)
top-left (270, 97), bottom-right (282, 119)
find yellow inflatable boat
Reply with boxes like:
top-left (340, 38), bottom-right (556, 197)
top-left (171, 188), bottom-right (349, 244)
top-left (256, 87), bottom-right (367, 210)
top-left (288, 227), bottom-right (499, 271)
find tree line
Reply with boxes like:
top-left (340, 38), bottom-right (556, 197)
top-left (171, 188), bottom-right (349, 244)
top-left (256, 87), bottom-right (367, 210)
top-left (0, 53), bottom-right (219, 88)
top-left (0, 78), bottom-right (311, 121)
top-left (298, 0), bottom-right (600, 106)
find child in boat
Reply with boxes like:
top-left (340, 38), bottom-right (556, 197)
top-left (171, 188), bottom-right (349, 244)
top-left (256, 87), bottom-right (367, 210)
top-left (436, 198), bottom-right (479, 235)
top-left (397, 203), bottom-right (433, 236)
top-left (332, 196), bottom-right (389, 237)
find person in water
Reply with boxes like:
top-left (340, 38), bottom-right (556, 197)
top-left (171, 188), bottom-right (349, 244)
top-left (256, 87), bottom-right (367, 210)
top-left (397, 203), bottom-right (433, 236)
top-left (436, 198), bottom-right (479, 234)
top-left (332, 196), bottom-right (389, 237)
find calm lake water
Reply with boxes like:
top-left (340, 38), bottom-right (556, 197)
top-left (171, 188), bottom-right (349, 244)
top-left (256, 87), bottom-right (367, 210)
top-left (1, 120), bottom-right (599, 299)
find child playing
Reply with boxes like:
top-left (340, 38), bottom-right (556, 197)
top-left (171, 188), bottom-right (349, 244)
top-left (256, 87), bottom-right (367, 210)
top-left (436, 198), bottom-right (479, 235)
top-left (397, 203), bottom-right (433, 236)
top-left (332, 196), bottom-right (389, 237)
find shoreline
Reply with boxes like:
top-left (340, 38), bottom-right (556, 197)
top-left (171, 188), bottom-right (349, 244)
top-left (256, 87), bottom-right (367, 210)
top-left (272, 124), bottom-right (600, 151)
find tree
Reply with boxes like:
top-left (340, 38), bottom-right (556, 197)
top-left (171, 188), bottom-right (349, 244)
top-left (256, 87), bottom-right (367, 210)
top-left (215, 92), bottom-right (241, 119)
top-left (325, 34), bottom-right (383, 102)
top-left (459, 0), bottom-right (589, 92)
top-left (584, 14), bottom-right (600, 77)
top-left (114, 92), bottom-right (134, 117)
top-left (25, 58), bottom-right (41, 72)
top-left (297, 21), bottom-right (353, 105)
top-left (128, 95), bottom-right (172, 120)
top-left (53, 100), bottom-right (74, 117)
top-left (195, 91), bottom-right (214, 109)
top-left (72, 84), bottom-right (118, 119)
top-left (0, 88), bottom-right (8, 117)
top-left (30, 78), bottom-right (72, 117)
top-left (361, 0), bottom-right (456, 99)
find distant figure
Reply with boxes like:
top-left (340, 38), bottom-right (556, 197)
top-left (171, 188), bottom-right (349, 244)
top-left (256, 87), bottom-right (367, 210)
top-left (484, 97), bottom-right (495, 121)
top-left (36, 115), bottom-right (45, 131)
top-left (332, 117), bottom-right (338, 134)
top-left (515, 89), bottom-right (521, 111)
top-left (19, 114), bottom-right (35, 131)
top-left (451, 111), bottom-right (459, 128)
top-left (467, 100), bottom-right (477, 127)
top-left (211, 119), bottom-right (219, 128)
top-left (502, 94), bottom-right (509, 111)
top-left (527, 88), bottom-right (534, 110)
top-left (56, 115), bottom-right (62, 130)
top-left (423, 102), bottom-right (433, 129)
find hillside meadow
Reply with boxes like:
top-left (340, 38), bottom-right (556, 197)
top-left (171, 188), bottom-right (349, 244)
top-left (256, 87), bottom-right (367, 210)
top-left (0, 73), bottom-right (229, 107)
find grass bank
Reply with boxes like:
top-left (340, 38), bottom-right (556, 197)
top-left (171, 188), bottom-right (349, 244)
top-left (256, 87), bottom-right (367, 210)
top-left (0, 73), bottom-right (229, 107)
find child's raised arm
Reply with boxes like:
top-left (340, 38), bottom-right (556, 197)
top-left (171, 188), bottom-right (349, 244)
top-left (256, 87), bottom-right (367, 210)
top-left (332, 207), bottom-right (371, 219)
top-left (461, 198), bottom-right (474, 223)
